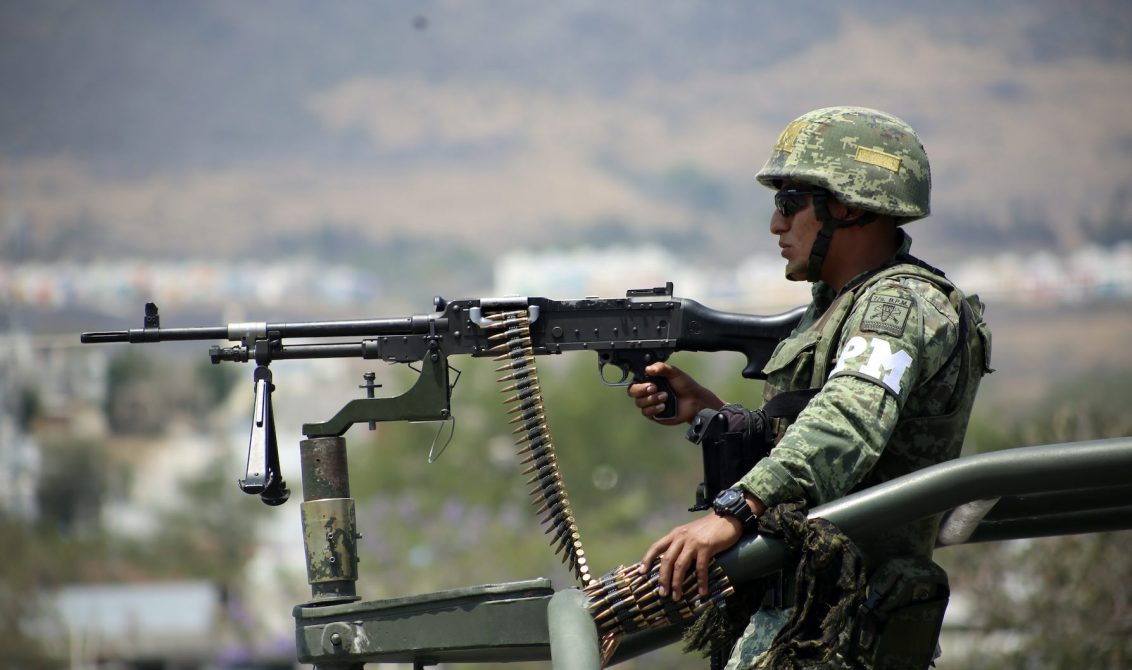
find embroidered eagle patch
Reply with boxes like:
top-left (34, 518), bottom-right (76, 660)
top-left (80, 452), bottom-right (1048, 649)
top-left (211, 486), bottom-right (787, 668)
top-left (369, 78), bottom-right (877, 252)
top-left (861, 290), bottom-right (912, 337)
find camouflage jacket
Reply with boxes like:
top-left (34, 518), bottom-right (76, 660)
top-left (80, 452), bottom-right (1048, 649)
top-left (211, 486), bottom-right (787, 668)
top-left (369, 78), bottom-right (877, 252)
top-left (737, 234), bottom-right (992, 561)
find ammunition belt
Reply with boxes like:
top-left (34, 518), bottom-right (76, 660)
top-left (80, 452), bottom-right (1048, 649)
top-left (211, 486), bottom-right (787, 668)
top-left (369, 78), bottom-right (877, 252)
top-left (486, 309), bottom-right (736, 656)
top-left (484, 310), bottom-right (592, 587)
top-left (584, 560), bottom-right (734, 662)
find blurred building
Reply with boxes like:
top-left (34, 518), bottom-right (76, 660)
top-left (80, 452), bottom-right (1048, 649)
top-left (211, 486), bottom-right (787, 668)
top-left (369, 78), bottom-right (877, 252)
top-left (41, 580), bottom-right (295, 670)
top-left (0, 329), bottom-right (41, 520)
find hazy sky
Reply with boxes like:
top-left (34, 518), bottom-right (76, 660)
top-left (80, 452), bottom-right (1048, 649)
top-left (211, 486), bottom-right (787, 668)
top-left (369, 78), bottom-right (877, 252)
top-left (2, 1), bottom-right (1130, 272)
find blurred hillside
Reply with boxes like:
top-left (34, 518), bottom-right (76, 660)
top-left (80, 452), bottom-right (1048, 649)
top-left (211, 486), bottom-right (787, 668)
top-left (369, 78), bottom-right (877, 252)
top-left (2, 0), bottom-right (1131, 292)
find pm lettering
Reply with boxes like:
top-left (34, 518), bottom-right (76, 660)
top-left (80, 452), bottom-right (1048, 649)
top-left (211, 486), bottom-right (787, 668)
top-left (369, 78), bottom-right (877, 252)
top-left (831, 336), bottom-right (914, 395)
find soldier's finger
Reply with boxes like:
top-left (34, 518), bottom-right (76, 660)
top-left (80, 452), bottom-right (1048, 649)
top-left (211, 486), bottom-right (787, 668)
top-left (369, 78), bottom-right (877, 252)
top-left (696, 550), bottom-right (711, 597)
top-left (626, 382), bottom-right (655, 399)
top-left (670, 548), bottom-right (695, 601)
top-left (636, 393), bottom-right (668, 415)
top-left (639, 536), bottom-right (669, 575)
top-left (657, 539), bottom-right (682, 598)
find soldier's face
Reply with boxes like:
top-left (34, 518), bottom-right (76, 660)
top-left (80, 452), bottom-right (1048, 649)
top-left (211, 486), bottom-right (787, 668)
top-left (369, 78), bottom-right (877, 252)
top-left (770, 181), bottom-right (823, 281)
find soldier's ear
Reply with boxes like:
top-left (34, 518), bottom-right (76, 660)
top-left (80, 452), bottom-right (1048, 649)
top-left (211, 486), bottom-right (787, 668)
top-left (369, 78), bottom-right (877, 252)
top-left (826, 197), bottom-right (855, 220)
top-left (841, 204), bottom-right (870, 222)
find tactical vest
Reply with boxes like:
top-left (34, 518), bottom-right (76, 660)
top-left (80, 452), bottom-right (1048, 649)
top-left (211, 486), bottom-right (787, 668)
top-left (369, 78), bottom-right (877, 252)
top-left (760, 258), bottom-right (992, 556)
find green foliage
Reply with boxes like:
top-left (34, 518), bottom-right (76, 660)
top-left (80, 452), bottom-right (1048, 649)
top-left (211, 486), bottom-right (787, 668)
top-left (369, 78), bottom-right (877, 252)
top-left (193, 357), bottom-right (239, 410)
top-left (959, 410), bottom-right (1013, 455)
top-left (16, 386), bottom-right (41, 432)
top-left (140, 452), bottom-right (270, 586)
top-left (104, 350), bottom-right (240, 433)
top-left (35, 438), bottom-right (112, 534)
top-left (1014, 371), bottom-right (1132, 446)
top-left (940, 368), bottom-right (1132, 669)
top-left (21, 430), bottom-right (265, 583)
top-left (0, 517), bottom-right (68, 669)
top-left (104, 349), bottom-right (158, 433)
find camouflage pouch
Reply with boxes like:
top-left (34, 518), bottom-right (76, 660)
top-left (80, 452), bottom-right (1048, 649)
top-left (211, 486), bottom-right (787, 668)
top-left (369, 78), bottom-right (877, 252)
top-left (852, 556), bottom-right (949, 670)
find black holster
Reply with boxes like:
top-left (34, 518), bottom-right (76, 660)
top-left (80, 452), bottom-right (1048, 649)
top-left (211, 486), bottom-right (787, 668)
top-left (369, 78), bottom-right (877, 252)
top-left (852, 556), bottom-right (950, 670)
top-left (686, 405), bottom-right (774, 511)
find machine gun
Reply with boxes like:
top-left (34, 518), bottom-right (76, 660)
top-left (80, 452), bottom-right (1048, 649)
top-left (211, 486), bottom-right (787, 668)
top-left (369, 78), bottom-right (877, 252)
top-left (82, 283), bottom-right (803, 599)
top-left (82, 282), bottom-right (802, 386)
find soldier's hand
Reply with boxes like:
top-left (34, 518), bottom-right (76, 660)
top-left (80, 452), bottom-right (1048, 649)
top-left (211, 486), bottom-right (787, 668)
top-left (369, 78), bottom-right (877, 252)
top-left (638, 513), bottom-right (741, 601)
top-left (626, 362), bottom-right (724, 425)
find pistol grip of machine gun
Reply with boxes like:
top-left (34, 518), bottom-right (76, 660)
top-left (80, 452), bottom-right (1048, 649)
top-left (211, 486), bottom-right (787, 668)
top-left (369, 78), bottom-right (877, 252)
top-left (642, 374), bottom-right (678, 420)
top-left (602, 353), bottom-right (679, 421)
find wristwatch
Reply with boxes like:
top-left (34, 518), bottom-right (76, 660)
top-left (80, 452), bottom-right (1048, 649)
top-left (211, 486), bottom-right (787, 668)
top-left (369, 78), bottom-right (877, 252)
top-left (711, 487), bottom-right (759, 534)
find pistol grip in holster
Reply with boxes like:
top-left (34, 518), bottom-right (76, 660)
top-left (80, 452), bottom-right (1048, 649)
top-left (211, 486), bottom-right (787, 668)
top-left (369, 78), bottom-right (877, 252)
top-left (685, 406), bottom-right (771, 512)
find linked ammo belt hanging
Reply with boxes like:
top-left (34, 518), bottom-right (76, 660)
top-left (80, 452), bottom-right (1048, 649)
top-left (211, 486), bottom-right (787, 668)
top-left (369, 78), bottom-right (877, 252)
top-left (484, 309), bottom-right (593, 587)
top-left (486, 308), bottom-right (738, 654)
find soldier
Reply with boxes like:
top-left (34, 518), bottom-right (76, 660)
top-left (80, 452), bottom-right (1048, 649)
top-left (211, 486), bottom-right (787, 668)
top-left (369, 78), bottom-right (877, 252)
top-left (629, 107), bottom-right (993, 668)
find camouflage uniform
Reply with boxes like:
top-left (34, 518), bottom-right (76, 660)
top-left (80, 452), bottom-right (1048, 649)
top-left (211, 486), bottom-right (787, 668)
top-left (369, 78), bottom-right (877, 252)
top-left (724, 108), bottom-right (993, 668)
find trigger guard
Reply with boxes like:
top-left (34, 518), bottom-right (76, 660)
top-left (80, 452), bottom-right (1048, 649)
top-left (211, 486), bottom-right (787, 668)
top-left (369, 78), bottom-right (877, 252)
top-left (598, 361), bottom-right (631, 386)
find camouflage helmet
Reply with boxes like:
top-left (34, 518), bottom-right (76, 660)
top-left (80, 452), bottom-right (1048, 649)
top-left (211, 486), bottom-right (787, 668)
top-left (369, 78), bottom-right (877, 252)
top-left (756, 106), bottom-right (931, 223)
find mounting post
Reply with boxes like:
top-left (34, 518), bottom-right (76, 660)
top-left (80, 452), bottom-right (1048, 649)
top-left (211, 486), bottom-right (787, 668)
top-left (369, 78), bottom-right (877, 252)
top-left (299, 435), bottom-right (361, 606)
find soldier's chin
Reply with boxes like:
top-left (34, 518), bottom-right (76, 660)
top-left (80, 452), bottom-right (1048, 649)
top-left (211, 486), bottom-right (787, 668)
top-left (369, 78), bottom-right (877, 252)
top-left (784, 265), bottom-right (808, 282)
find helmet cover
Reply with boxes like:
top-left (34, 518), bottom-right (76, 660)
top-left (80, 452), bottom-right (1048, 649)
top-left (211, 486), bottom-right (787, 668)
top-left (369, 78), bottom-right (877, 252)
top-left (756, 107), bottom-right (930, 222)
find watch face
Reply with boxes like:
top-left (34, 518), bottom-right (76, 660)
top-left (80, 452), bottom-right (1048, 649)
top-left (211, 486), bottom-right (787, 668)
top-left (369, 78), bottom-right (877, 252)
top-left (715, 488), bottom-right (741, 510)
top-left (713, 488), bottom-right (756, 533)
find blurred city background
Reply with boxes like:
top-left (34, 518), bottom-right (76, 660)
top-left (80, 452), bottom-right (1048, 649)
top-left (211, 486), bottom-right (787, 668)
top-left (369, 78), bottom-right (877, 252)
top-left (1, 1), bottom-right (1130, 668)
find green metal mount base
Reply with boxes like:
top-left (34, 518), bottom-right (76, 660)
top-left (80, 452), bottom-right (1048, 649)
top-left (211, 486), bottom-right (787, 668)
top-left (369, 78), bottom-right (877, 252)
top-left (293, 579), bottom-right (556, 666)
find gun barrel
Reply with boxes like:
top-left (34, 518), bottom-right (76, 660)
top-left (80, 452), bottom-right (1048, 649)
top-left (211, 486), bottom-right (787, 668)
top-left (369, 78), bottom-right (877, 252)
top-left (79, 317), bottom-right (443, 345)
top-left (265, 316), bottom-right (440, 338)
top-left (80, 326), bottom-right (230, 344)
top-left (79, 331), bottom-right (129, 344)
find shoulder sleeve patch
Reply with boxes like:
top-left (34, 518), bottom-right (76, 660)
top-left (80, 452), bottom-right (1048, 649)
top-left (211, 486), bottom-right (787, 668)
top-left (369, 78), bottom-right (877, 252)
top-left (861, 289), bottom-right (912, 337)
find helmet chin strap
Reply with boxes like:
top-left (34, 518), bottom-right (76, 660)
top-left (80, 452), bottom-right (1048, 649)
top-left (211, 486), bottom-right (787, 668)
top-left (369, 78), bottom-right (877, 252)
top-left (801, 194), bottom-right (876, 282)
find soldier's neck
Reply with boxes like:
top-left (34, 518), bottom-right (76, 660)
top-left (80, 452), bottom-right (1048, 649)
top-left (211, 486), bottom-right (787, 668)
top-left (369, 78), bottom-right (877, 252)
top-left (820, 221), bottom-right (901, 292)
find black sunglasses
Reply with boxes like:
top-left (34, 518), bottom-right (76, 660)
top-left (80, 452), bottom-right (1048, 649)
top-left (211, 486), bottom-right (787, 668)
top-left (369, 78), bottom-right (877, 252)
top-left (774, 187), bottom-right (828, 217)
